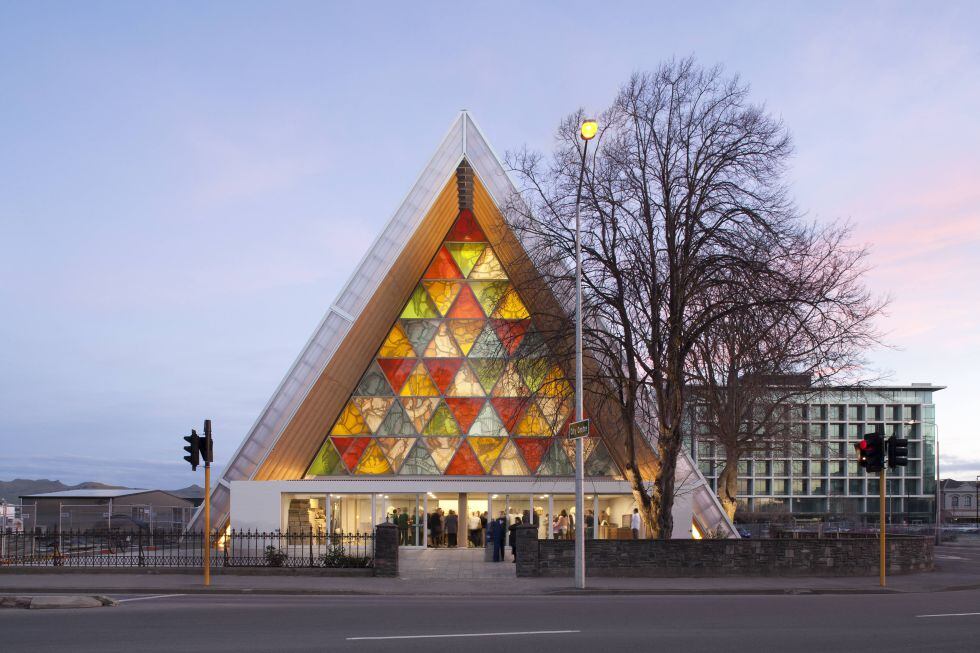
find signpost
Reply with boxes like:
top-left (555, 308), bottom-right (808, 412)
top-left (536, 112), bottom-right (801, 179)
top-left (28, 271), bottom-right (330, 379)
top-left (568, 419), bottom-right (590, 440)
top-left (182, 419), bottom-right (214, 587)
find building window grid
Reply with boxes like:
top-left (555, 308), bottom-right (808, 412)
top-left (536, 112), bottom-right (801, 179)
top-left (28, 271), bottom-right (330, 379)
top-left (700, 400), bottom-right (932, 506)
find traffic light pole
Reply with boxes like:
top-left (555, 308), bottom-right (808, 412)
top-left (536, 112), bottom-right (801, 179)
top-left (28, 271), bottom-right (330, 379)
top-left (880, 468), bottom-right (886, 588)
top-left (204, 460), bottom-right (211, 587)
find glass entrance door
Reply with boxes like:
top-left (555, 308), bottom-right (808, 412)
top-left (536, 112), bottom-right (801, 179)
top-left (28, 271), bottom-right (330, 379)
top-left (388, 494), bottom-right (424, 547)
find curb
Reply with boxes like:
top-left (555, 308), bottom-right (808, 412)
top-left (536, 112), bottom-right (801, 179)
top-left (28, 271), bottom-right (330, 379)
top-left (0, 595), bottom-right (118, 609)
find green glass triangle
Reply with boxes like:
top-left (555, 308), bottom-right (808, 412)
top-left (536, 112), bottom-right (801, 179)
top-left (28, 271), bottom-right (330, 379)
top-left (537, 441), bottom-right (574, 476)
top-left (468, 323), bottom-right (506, 358)
top-left (469, 358), bottom-right (506, 394)
top-left (399, 440), bottom-right (440, 475)
top-left (470, 280), bottom-right (510, 315)
top-left (585, 441), bottom-right (619, 477)
top-left (468, 402), bottom-right (507, 436)
top-left (354, 362), bottom-right (393, 396)
top-left (375, 401), bottom-right (417, 436)
top-left (423, 401), bottom-right (461, 435)
top-left (445, 243), bottom-right (486, 277)
top-left (400, 284), bottom-right (439, 319)
top-left (516, 358), bottom-right (550, 393)
top-left (306, 439), bottom-right (347, 476)
top-left (401, 319), bottom-right (440, 355)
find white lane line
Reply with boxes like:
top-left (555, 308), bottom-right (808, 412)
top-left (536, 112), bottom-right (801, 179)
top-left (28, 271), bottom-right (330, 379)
top-left (116, 594), bottom-right (187, 603)
top-left (347, 629), bottom-right (580, 641)
top-left (916, 612), bottom-right (980, 618)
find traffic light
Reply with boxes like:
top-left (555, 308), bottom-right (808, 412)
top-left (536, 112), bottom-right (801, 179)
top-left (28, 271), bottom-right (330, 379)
top-left (855, 433), bottom-right (884, 473)
top-left (183, 430), bottom-right (201, 470)
top-left (200, 419), bottom-right (213, 465)
top-left (887, 436), bottom-right (909, 468)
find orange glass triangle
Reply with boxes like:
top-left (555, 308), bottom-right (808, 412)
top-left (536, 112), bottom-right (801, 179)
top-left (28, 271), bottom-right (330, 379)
top-left (445, 397), bottom-right (484, 433)
top-left (445, 209), bottom-right (486, 242)
top-left (447, 284), bottom-right (485, 319)
top-left (492, 319), bottom-right (530, 354)
top-left (514, 438), bottom-right (551, 473)
top-left (444, 440), bottom-right (485, 475)
top-left (340, 437), bottom-right (371, 472)
top-left (423, 246), bottom-right (464, 280)
top-left (490, 397), bottom-right (528, 432)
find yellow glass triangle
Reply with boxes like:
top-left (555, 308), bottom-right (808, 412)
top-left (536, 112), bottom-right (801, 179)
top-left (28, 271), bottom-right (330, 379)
top-left (538, 365), bottom-right (573, 398)
top-left (423, 322), bottom-right (462, 358)
top-left (422, 280), bottom-right (463, 317)
top-left (470, 281), bottom-right (509, 316)
top-left (447, 319), bottom-right (484, 356)
top-left (468, 436), bottom-right (507, 473)
top-left (492, 286), bottom-right (530, 320)
top-left (355, 440), bottom-right (392, 474)
top-left (491, 440), bottom-right (530, 475)
top-left (378, 323), bottom-right (415, 358)
top-left (330, 400), bottom-right (369, 435)
top-left (400, 284), bottom-right (439, 319)
top-left (446, 243), bottom-right (486, 278)
top-left (514, 402), bottom-right (552, 436)
top-left (399, 361), bottom-right (440, 397)
top-left (468, 247), bottom-right (507, 280)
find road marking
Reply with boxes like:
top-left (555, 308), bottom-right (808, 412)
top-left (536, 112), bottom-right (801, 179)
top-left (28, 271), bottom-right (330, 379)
top-left (916, 612), bottom-right (980, 618)
top-left (116, 594), bottom-right (187, 603)
top-left (347, 629), bottom-right (580, 641)
top-left (935, 555), bottom-right (965, 560)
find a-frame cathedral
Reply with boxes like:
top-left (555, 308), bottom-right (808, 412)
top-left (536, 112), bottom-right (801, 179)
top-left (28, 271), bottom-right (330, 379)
top-left (196, 113), bottom-right (735, 541)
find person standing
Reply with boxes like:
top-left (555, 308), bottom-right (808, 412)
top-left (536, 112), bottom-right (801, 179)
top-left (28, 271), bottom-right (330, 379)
top-left (446, 510), bottom-right (458, 548)
top-left (397, 508), bottom-right (409, 546)
top-left (468, 511), bottom-right (480, 548)
top-left (508, 516), bottom-right (522, 562)
top-left (492, 511), bottom-right (507, 562)
top-left (631, 508), bottom-right (641, 539)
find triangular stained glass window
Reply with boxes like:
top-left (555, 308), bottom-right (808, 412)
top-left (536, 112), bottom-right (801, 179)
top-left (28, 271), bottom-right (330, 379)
top-left (585, 440), bottom-right (618, 477)
top-left (306, 205), bottom-right (623, 478)
top-left (399, 440), bottom-right (440, 475)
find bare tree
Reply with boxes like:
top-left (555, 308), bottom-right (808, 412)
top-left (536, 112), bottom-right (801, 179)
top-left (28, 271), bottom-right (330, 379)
top-left (507, 58), bottom-right (843, 538)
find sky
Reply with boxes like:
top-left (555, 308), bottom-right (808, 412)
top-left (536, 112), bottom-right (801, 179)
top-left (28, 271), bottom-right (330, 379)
top-left (1, 1), bottom-right (978, 490)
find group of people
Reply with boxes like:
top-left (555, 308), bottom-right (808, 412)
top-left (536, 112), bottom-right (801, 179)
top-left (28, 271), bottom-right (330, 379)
top-left (486, 511), bottom-right (524, 562)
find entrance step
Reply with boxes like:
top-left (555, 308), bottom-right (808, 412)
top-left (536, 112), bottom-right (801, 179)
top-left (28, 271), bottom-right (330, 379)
top-left (399, 547), bottom-right (516, 580)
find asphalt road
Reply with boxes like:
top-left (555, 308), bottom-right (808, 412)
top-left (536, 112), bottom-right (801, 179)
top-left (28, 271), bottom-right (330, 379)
top-left (2, 591), bottom-right (980, 653)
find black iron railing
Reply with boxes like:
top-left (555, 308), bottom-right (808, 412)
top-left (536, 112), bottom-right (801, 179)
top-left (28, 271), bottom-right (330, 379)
top-left (0, 529), bottom-right (373, 568)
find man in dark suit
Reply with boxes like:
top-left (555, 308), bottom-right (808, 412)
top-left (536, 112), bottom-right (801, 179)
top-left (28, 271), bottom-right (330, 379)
top-left (491, 512), bottom-right (507, 562)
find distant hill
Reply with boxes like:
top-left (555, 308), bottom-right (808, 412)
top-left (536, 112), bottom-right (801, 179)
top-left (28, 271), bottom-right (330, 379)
top-left (0, 479), bottom-right (130, 503)
top-left (169, 484), bottom-right (205, 500)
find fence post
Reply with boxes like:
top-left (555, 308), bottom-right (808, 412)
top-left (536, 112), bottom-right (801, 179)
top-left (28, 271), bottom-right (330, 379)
top-left (373, 523), bottom-right (398, 577)
top-left (309, 526), bottom-right (314, 567)
top-left (515, 525), bottom-right (540, 577)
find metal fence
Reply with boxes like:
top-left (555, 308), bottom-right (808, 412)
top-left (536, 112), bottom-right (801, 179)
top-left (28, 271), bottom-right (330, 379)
top-left (0, 529), bottom-right (374, 569)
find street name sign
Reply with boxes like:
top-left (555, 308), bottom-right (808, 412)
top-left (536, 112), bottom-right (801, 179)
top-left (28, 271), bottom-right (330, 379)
top-left (568, 419), bottom-right (590, 440)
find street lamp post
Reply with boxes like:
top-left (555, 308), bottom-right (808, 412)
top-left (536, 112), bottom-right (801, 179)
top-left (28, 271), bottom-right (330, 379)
top-left (574, 118), bottom-right (597, 590)
top-left (975, 475), bottom-right (978, 527)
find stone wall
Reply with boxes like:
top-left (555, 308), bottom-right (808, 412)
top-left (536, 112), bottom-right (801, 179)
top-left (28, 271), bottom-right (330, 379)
top-left (373, 523), bottom-right (398, 577)
top-left (515, 528), bottom-right (933, 577)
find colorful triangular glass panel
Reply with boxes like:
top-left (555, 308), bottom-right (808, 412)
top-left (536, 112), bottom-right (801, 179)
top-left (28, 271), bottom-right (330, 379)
top-left (468, 401), bottom-right (507, 437)
top-left (424, 358), bottom-right (463, 394)
top-left (400, 397), bottom-right (440, 433)
top-left (492, 286), bottom-right (530, 319)
top-left (306, 438), bottom-right (346, 476)
top-left (377, 437), bottom-right (414, 473)
top-left (423, 246), bottom-right (464, 280)
top-left (400, 361), bottom-right (440, 396)
top-left (400, 284), bottom-right (439, 319)
top-left (399, 439), bottom-right (440, 475)
top-left (469, 358), bottom-right (506, 394)
top-left (537, 441), bottom-right (574, 476)
top-left (424, 436), bottom-right (461, 472)
top-left (446, 243), bottom-right (486, 278)
top-left (377, 358), bottom-right (417, 394)
top-left (585, 440), bottom-right (618, 477)
top-left (445, 397), bottom-right (483, 433)
top-left (468, 247), bottom-right (507, 280)
top-left (330, 400), bottom-right (369, 435)
top-left (445, 362), bottom-right (485, 397)
top-left (517, 357), bottom-right (550, 393)
top-left (340, 437), bottom-right (371, 472)
top-left (514, 402), bottom-right (551, 436)
top-left (491, 440), bottom-right (530, 475)
top-left (445, 209), bottom-right (486, 242)
top-left (401, 320), bottom-right (440, 356)
top-left (353, 397), bottom-right (394, 433)
top-left (468, 436), bottom-right (507, 473)
top-left (444, 440), bottom-right (484, 475)
top-left (562, 438), bottom-right (598, 465)
top-left (514, 438), bottom-right (551, 474)
top-left (470, 280), bottom-right (510, 316)
top-left (492, 361), bottom-right (530, 398)
top-left (423, 280), bottom-right (462, 317)
top-left (374, 400), bottom-right (417, 436)
top-left (447, 319), bottom-right (484, 356)
top-left (355, 362), bottom-right (393, 397)
top-left (468, 322), bottom-right (507, 358)
top-left (490, 397), bottom-right (528, 432)
top-left (378, 323), bottom-right (415, 358)
top-left (423, 322), bottom-right (463, 358)
top-left (355, 440), bottom-right (392, 474)
top-left (447, 283), bottom-right (485, 319)
top-left (423, 401), bottom-right (461, 435)
top-left (492, 319), bottom-right (529, 354)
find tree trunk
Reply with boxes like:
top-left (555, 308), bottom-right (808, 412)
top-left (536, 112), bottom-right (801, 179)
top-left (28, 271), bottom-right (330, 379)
top-left (716, 452), bottom-right (740, 522)
top-left (623, 463), bottom-right (658, 538)
top-left (653, 435), bottom-right (679, 538)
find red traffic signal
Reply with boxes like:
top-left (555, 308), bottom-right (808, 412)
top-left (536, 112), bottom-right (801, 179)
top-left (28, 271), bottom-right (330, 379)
top-left (855, 433), bottom-right (884, 473)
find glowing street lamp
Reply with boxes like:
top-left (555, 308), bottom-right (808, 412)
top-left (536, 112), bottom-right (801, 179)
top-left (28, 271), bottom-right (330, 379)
top-left (573, 118), bottom-right (596, 590)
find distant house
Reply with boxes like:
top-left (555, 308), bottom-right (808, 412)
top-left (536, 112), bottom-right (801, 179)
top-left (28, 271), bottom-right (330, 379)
top-left (19, 489), bottom-right (195, 533)
top-left (941, 479), bottom-right (980, 524)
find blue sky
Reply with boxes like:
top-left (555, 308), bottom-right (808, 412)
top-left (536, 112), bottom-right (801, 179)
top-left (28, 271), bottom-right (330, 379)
top-left (1, 1), bottom-right (978, 489)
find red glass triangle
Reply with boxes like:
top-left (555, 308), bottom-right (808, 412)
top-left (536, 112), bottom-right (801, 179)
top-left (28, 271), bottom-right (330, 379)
top-left (330, 436), bottom-right (356, 456)
top-left (445, 397), bottom-right (484, 433)
top-left (490, 397), bottom-right (529, 432)
top-left (340, 437), bottom-right (371, 471)
top-left (447, 284), bottom-right (485, 319)
top-left (423, 246), bottom-right (464, 280)
top-left (424, 358), bottom-right (464, 394)
top-left (514, 438), bottom-right (551, 473)
top-left (445, 209), bottom-right (486, 242)
top-left (491, 319), bottom-right (530, 354)
top-left (444, 440), bottom-right (484, 475)
top-left (377, 358), bottom-right (417, 394)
